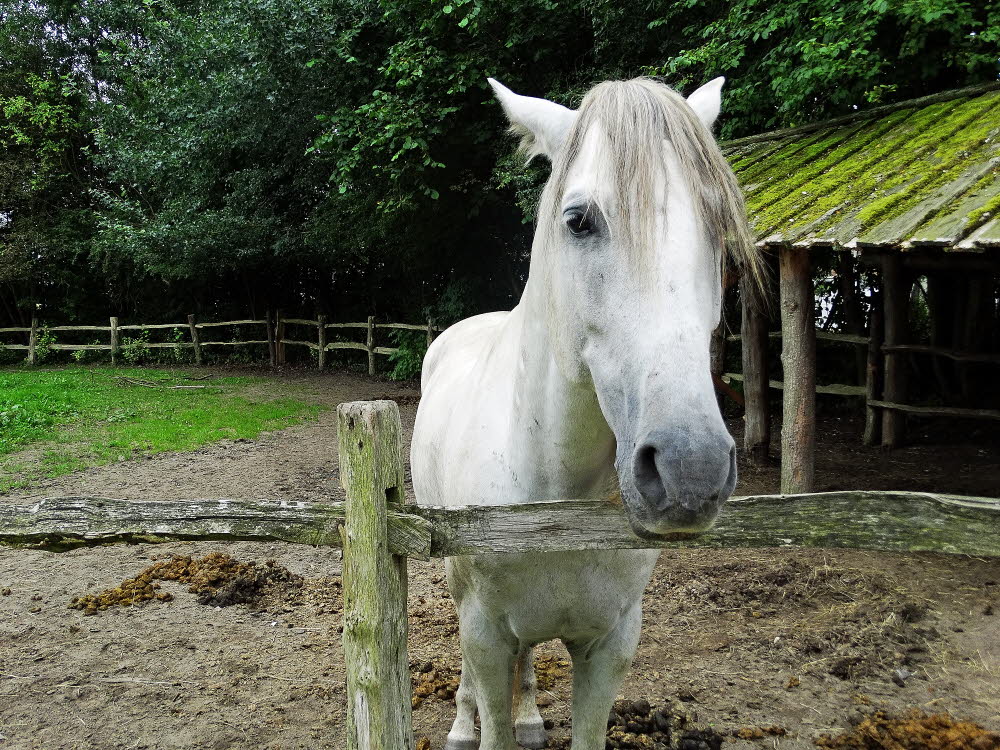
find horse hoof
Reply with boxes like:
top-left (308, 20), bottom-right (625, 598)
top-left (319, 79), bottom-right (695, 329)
top-left (444, 737), bottom-right (478, 750)
top-left (515, 722), bottom-right (547, 749)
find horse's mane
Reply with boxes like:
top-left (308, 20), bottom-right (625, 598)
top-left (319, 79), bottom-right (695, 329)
top-left (526, 78), bottom-right (765, 292)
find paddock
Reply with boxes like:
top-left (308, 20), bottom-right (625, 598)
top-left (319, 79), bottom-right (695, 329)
top-left (1, 371), bottom-right (998, 749)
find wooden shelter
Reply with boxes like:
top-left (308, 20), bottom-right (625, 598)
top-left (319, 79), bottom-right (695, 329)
top-left (719, 82), bottom-right (1000, 493)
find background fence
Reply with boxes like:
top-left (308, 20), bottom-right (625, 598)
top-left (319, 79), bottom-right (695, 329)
top-left (0, 313), bottom-right (442, 374)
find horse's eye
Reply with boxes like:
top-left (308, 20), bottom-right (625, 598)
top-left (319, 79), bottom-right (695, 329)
top-left (565, 210), bottom-right (593, 237)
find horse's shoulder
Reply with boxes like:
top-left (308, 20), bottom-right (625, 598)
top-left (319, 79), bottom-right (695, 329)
top-left (421, 311), bottom-right (509, 388)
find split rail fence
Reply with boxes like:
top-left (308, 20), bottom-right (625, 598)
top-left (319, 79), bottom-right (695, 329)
top-left (0, 313), bottom-right (441, 375)
top-left (2, 400), bottom-right (1000, 749)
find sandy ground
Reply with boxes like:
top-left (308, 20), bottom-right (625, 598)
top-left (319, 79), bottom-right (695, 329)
top-left (1, 370), bottom-right (998, 749)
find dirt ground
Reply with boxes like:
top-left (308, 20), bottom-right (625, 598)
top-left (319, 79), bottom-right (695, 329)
top-left (1, 370), bottom-right (998, 749)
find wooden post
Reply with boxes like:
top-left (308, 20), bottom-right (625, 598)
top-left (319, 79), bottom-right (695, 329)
top-left (863, 296), bottom-right (883, 446)
top-left (338, 401), bottom-right (414, 750)
top-left (109, 317), bottom-right (120, 366)
top-left (276, 309), bottom-right (286, 367)
top-left (187, 314), bottom-right (202, 366)
top-left (710, 320), bottom-right (726, 411)
top-left (27, 315), bottom-right (39, 365)
top-left (426, 318), bottom-right (434, 350)
top-left (366, 316), bottom-right (375, 376)
top-left (779, 246), bottom-right (816, 494)
top-left (265, 311), bottom-right (276, 368)
top-left (881, 254), bottom-right (909, 449)
top-left (741, 280), bottom-right (771, 465)
top-left (317, 314), bottom-right (327, 370)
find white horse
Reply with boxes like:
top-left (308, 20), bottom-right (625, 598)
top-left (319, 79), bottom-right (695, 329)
top-left (411, 76), bottom-right (762, 750)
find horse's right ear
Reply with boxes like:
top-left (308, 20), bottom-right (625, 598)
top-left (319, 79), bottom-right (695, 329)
top-left (488, 78), bottom-right (577, 162)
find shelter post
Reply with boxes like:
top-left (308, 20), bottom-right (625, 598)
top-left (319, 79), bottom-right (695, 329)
top-left (317, 314), bottom-right (327, 370)
top-left (863, 296), bottom-right (883, 446)
top-left (881, 254), bottom-right (909, 448)
top-left (338, 400), bottom-right (413, 750)
top-left (741, 278), bottom-right (771, 465)
top-left (426, 318), bottom-right (434, 350)
top-left (779, 246), bottom-right (816, 493)
top-left (187, 314), bottom-right (203, 366)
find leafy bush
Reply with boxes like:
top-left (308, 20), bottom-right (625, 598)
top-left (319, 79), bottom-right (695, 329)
top-left (120, 329), bottom-right (151, 364)
top-left (387, 330), bottom-right (427, 381)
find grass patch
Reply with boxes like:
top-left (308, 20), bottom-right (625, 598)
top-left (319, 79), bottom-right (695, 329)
top-left (0, 366), bottom-right (324, 492)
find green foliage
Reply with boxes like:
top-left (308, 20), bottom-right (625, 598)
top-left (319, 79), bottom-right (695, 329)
top-left (0, 367), bottom-right (324, 491)
top-left (387, 330), bottom-right (428, 381)
top-left (33, 326), bottom-right (57, 364)
top-left (120, 330), bottom-right (151, 365)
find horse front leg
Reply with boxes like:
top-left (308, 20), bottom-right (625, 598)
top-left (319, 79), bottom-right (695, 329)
top-left (456, 606), bottom-right (520, 750)
top-left (513, 646), bottom-right (546, 748)
top-left (566, 605), bottom-right (643, 750)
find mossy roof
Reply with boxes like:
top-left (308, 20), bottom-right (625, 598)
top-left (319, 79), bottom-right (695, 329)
top-left (721, 82), bottom-right (1000, 252)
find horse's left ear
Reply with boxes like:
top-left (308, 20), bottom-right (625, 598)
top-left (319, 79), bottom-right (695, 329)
top-left (488, 78), bottom-right (577, 161)
top-left (686, 77), bottom-right (726, 129)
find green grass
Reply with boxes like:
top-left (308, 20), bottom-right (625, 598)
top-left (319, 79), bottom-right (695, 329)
top-left (0, 366), bottom-right (324, 492)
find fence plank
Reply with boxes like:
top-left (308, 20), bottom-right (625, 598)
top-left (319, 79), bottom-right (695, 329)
top-left (4, 491), bottom-right (997, 558)
top-left (0, 327), bottom-right (31, 333)
top-left (722, 373), bottom-right (865, 397)
top-left (338, 401), bottom-right (414, 750)
top-left (195, 320), bottom-right (267, 328)
top-left (2, 490), bottom-right (997, 558)
top-left (281, 318), bottom-right (320, 326)
top-left (117, 323), bottom-right (188, 331)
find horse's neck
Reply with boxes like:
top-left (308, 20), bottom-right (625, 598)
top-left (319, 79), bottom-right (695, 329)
top-left (500, 278), bottom-right (618, 500)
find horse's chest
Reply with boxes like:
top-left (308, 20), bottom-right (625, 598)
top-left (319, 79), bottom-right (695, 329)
top-left (447, 549), bottom-right (659, 643)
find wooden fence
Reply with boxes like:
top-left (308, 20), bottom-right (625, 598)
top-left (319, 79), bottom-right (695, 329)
top-left (0, 313), bottom-right (442, 375)
top-left (3, 400), bottom-right (1000, 749)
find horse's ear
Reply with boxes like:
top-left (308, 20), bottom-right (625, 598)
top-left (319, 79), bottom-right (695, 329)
top-left (488, 78), bottom-right (577, 161)
top-left (686, 77), bottom-right (725, 129)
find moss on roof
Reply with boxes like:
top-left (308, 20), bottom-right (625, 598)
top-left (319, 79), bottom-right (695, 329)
top-left (722, 84), bottom-right (1000, 251)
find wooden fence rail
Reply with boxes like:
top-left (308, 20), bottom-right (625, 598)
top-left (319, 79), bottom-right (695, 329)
top-left (2, 400), bottom-right (999, 749)
top-left (0, 314), bottom-right (443, 373)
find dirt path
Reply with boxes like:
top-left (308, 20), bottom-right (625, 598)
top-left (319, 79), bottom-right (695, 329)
top-left (1, 371), bottom-right (998, 749)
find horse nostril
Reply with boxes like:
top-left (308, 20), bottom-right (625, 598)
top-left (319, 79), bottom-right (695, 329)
top-left (634, 444), bottom-right (661, 489)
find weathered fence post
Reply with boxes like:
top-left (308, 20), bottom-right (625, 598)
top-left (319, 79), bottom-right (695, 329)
top-left (338, 400), bottom-right (413, 750)
top-left (779, 246), bottom-right (816, 494)
top-left (366, 316), bottom-right (375, 376)
top-left (110, 317), bottom-right (120, 366)
top-left (317, 314), bottom-right (327, 370)
top-left (265, 311), bottom-right (277, 368)
top-left (741, 279), bottom-right (771, 465)
top-left (27, 315), bottom-right (39, 365)
top-left (275, 309), bottom-right (286, 367)
top-left (187, 314), bottom-right (203, 366)
top-left (426, 318), bottom-right (434, 350)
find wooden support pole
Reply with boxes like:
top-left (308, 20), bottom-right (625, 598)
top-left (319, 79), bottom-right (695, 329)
top-left (863, 297), bottom-right (883, 446)
top-left (338, 401), bottom-right (414, 750)
top-left (317, 314), bottom-right (327, 370)
top-left (366, 316), bottom-right (375, 376)
top-left (741, 280), bottom-right (771, 465)
top-left (265, 311), bottom-right (276, 368)
top-left (109, 317), bottom-right (120, 366)
top-left (187, 314), bottom-right (202, 366)
top-left (710, 319), bottom-right (726, 411)
top-left (275, 309), bottom-right (286, 367)
top-left (881, 255), bottom-right (910, 449)
top-left (779, 247), bottom-right (816, 494)
top-left (26, 315), bottom-right (39, 365)
top-left (426, 318), bottom-right (434, 350)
